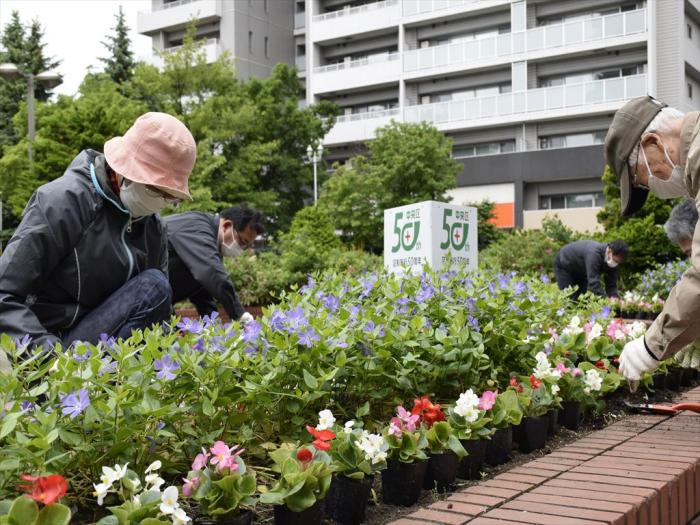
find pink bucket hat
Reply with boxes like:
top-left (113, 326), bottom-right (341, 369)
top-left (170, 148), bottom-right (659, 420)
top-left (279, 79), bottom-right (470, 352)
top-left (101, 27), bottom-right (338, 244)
top-left (104, 112), bottom-right (196, 201)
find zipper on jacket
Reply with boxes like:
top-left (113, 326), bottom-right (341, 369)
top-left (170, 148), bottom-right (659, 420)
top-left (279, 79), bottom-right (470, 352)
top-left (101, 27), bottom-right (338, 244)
top-left (90, 162), bottom-right (135, 283)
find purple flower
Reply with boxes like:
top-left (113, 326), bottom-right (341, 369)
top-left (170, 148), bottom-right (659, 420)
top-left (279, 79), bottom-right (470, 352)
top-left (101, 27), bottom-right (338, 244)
top-left (193, 338), bottom-right (206, 352)
top-left (298, 328), bottom-right (320, 348)
top-left (488, 282), bottom-right (496, 295)
top-left (60, 389), bottom-right (90, 419)
top-left (330, 338), bottom-right (349, 349)
top-left (285, 307), bottom-right (308, 333)
top-left (202, 311), bottom-right (220, 327)
top-left (99, 356), bottom-right (117, 376)
top-left (300, 275), bottom-right (316, 295)
top-left (154, 355), bottom-right (180, 381)
top-left (465, 297), bottom-right (477, 311)
top-left (349, 305), bottom-right (363, 318)
top-left (359, 275), bottom-right (375, 299)
top-left (364, 321), bottom-right (385, 337)
top-left (177, 317), bottom-right (203, 335)
top-left (540, 273), bottom-right (551, 284)
top-left (395, 297), bottom-right (410, 315)
top-left (72, 349), bottom-right (91, 363)
top-left (243, 320), bottom-right (262, 344)
top-left (467, 315), bottom-right (480, 332)
top-left (416, 285), bottom-right (435, 303)
top-left (14, 334), bottom-right (32, 351)
top-left (600, 306), bottom-right (612, 319)
top-left (513, 281), bottom-right (526, 295)
top-left (322, 294), bottom-right (340, 313)
top-left (98, 333), bottom-right (116, 349)
top-left (269, 310), bottom-right (287, 332)
top-left (557, 308), bottom-right (566, 317)
top-left (20, 401), bottom-right (36, 413)
top-left (498, 274), bottom-right (510, 289)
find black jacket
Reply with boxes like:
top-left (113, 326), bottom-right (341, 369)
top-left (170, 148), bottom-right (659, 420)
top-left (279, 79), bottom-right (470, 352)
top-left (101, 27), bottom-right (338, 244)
top-left (554, 240), bottom-right (618, 297)
top-left (0, 150), bottom-right (168, 349)
top-left (164, 212), bottom-right (245, 320)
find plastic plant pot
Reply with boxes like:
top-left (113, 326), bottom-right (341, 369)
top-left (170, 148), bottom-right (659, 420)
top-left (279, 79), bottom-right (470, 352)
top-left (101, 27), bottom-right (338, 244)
top-left (273, 501), bottom-right (324, 525)
top-left (485, 426), bottom-right (512, 466)
top-left (381, 459), bottom-right (428, 506)
top-left (559, 401), bottom-right (583, 430)
top-left (195, 510), bottom-right (254, 525)
top-left (423, 451), bottom-right (459, 493)
top-left (325, 475), bottom-right (372, 524)
top-left (457, 439), bottom-right (487, 480)
top-left (547, 409), bottom-right (560, 437)
top-left (518, 415), bottom-right (549, 453)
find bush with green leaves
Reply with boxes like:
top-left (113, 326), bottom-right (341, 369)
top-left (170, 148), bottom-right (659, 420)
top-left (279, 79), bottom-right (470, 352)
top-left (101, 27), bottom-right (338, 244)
top-left (632, 259), bottom-right (690, 301)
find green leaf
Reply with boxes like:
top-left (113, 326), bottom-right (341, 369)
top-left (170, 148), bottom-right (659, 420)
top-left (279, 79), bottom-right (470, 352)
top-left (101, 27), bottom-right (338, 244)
top-left (9, 496), bottom-right (38, 525)
top-left (0, 459), bottom-right (19, 471)
top-left (302, 369), bottom-right (318, 389)
top-left (35, 504), bottom-right (71, 525)
top-left (0, 413), bottom-right (20, 440)
top-left (355, 402), bottom-right (370, 418)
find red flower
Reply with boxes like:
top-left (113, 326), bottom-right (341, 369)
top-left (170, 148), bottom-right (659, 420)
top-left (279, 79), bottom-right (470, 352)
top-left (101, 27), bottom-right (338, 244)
top-left (595, 360), bottom-right (606, 369)
top-left (19, 474), bottom-right (67, 505)
top-left (509, 377), bottom-right (523, 393)
top-left (529, 375), bottom-right (542, 389)
top-left (306, 425), bottom-right (335, 451)
top-left (411, 395), bottom-right (446, 429)
top-left (612, 357), bottom-right (620, 366)
top-left (296, 447), bottom-right (313, 463)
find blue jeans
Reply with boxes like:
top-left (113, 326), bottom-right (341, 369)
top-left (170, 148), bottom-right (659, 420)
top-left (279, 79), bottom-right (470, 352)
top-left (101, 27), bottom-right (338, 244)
top-left (61, 269), bottom-right (172, 345)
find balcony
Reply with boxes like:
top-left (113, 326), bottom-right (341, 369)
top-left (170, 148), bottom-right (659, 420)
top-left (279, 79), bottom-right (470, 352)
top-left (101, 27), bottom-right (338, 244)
top-left (311, 0), bottom-right (400, 42)
top-left (138, 0), bottom-right (222, 35)
top-left (324, 108), bottom-right (400, 145)
top-left (295, 11), bottom-right (306, 29)
top-left (404, 74), bottom-right (647, 129)
top-left (402, 0), bottom-right (506, 17)
top-left (296, 55), bottom-right (307, 72)
top-left (404, 9), bottom-right (647, 76)
top-left (311, 53), bottom-right (400, 93)
top-left (148, 38), bottom-right (222, 67)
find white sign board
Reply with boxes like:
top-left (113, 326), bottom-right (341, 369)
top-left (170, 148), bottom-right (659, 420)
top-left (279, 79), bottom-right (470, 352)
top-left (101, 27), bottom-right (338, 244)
top-left (383, 200), bottom-right (478, 274)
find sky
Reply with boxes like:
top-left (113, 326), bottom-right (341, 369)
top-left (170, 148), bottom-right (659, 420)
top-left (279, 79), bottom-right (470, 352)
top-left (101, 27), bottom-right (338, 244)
top-left (0, 0), bottom-right (153, 96)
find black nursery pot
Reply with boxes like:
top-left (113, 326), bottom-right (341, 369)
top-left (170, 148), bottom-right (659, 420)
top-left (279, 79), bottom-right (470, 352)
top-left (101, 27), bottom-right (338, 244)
top-left (559, 401), bottom-right (583, 430)
top-left (485, 426), bottom-right (512, 466)
top-left (666, 368), bottom-right (683, 391)
top-left (273, 501), bottom-right (324, 525)
top-left (547, 409), bottom-right (560, 437)
top-left (325, 475), bottom-right (373, 525)
top-left (381, 459), bottom-right (428, 506)
top-left (652, 373), bottom-right (667, 391)
top-left (457, 438), bottom-right (487, 480)
top-left (680, 368), bottom-right (694, 387)
top-left (196, 510), bottom-right (254, 525)
top-left (423, 451), bottom-right (459, 493)
top-left (518, 415), bottom-right (549, 453)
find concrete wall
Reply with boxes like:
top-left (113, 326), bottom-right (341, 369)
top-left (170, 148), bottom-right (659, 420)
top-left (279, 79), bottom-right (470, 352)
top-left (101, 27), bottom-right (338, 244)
top-left (523, 208), bottom-right (603, 233)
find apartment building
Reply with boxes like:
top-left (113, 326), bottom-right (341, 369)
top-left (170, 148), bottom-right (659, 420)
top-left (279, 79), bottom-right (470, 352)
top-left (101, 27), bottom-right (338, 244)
top-left (137, 0), bottom-right (295, 80)
top-left (304, 0), bottom-right (700, 231)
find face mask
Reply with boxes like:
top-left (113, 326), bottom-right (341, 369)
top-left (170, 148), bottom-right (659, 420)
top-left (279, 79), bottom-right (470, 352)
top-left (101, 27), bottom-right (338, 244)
top-left (640, 143), bottom-right (688, 199)
top-left (606, 254), bottom-right (619, 268)
top-left (120, 180), bottom-right (167, 217)
top-left (221, 227), bottom-right (245, 258)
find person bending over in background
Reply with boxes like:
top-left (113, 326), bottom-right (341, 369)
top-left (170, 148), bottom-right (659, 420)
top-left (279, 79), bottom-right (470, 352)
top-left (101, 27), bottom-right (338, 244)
top-left (664, 198), bottom-right (698, 258)
top-left (0, 112), bottom-right (196, 350)
top-left (552, 239), bottom-right (628, 301)
top-left (165, 205), bottom-right (264, 323)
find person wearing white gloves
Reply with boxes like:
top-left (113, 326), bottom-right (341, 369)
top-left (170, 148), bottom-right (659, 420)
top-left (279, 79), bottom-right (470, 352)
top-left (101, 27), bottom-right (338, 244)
top-left (605, 96), bottom-right (700, 382)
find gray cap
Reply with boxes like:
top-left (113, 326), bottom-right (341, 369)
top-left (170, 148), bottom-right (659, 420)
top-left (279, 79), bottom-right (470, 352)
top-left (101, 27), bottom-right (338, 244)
top-left (604, 95), bottom-right (666, 216)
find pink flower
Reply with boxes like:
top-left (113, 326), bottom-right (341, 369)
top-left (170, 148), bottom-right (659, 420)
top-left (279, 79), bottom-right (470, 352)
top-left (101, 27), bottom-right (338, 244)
top-left (548, 327), bottom-right (559, 341)
top-left (479, 390), bottom-right (497, 411)
top-left (182, 476), bottom-right (200, 497)
top-left (192, 448), bottom-right (210, 471)
top-left (572, 368), bottom-right (583, 377)
top-left (583, 321), bottom-right (593, 333)
top-left (388, 417), bottom-right (403, 436)
top-left (210, 441), bottom-right (233, 467)
top-left (396, 406), bottom-right (420, 432)
top-left (555, 363), bottom-right (569, 374)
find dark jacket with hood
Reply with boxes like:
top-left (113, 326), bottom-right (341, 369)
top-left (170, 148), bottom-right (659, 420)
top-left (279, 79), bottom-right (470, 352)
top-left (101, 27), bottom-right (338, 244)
top-left (553, 240), bottom-right (618, 297)
top-left (0, 150), bottom-right (167, 349)
top-left (164, 211), bottom-right (245, 320)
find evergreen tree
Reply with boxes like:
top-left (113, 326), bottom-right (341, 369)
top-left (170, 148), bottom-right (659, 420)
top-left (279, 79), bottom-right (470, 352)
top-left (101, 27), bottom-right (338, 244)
top-left (99, 6), bottom-right (135, 84)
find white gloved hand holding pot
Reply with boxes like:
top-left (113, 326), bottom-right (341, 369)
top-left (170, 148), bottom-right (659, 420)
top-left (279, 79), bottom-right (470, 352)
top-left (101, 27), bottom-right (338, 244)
top-left (619, 336), bottom-right (660, 381)
top-left (675, 339), bottom-right (700, 370)
top-left (240, 312), bottom-right (254, 325)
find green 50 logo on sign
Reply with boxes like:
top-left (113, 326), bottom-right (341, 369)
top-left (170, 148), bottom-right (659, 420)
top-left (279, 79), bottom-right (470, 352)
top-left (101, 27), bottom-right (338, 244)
top-left (384, 201), bottom-right (477, 274)
top-left (391, 210), bottom-right (421, 252)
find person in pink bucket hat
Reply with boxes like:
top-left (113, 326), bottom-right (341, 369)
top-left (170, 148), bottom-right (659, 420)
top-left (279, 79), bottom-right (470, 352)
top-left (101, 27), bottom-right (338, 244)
top-left (0, 112), bottom-right (196, 352)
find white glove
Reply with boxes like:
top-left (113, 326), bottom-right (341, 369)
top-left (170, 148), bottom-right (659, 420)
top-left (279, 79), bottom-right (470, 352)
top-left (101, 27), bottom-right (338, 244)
top-left (240, 312), bottom-right (254, 325)
top-left (675, 340), bottom-right (700, 370)
top-left (619, 336), bottom-right (659, 381)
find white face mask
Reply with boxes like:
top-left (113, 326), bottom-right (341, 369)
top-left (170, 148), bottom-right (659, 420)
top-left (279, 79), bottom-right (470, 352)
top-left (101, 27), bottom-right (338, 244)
top-left (120, 180), bottom-right (167, 217)
top-left (640, 143), bottom-right (688, 199)
top-left (606, 253), bottom-right (619, 268)
top-left (221, 227), bottom-right (245, 258)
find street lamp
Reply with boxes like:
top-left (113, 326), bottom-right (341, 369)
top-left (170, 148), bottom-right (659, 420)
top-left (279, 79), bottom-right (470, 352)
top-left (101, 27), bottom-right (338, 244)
top-left (306, 142), bottom-right (323, 204)
top-left (0, 62), bottom-right (62, 163)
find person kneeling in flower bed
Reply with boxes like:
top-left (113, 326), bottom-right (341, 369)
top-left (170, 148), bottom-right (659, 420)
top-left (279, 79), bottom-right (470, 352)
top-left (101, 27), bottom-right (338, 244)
top-left (181, 441), bottom-right (256, 524)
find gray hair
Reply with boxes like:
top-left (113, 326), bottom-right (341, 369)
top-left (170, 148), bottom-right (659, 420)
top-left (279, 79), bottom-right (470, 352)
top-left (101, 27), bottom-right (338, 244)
top-left (664, 198), bottom-right (698, 244)
top-left (628, 107), bottom-right (685, 170)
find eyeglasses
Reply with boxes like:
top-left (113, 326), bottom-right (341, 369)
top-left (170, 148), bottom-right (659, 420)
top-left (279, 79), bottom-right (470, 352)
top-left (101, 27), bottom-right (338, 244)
top-left (144, 185), bottom-right (182, 205)
top-left (235, 230), bottom-right (256, 250)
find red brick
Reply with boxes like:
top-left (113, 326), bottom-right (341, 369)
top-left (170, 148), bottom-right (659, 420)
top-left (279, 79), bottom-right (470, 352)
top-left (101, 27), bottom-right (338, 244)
top-left (603, 450), bottom-right (693, 468)
top-left (430, 501), bottom-right (487, 517)
top-left (572, 464), bottom-right (676, 483)
top-left (506, 466), bottom-right (557, 479)
top-left (535, 456), bottom-right (581, 467)
top-left (517, 492), bottom-right (635, 525)
top-left (525, 460), bottom-right (573, 473)
top-left (480, 479), bottom-right (531, 492)
top-left (492, 472), bottom-right (547, 485)
top-left (558, 472), bottom-right (667, 491)
top-left (502, 499), bottom-right (625, 525)
top-left (531, 485), bottom-right (641, 525)
top-left (466, 519), bottom-right (521, 525)
top-left (587, 456), bottom-right (686, 477)
top-left (448, 493), bottom-right (505, 507)
top-left (544, 451), bottom-right (593, 461)
top-left (409, 509), bottom-right (470, 525)
top-left (465, 486), bottom-right (520, 500)
top-left (557, 446), bottom-right (603, 455)
top-left (484, 508), bottom-right (608, 525)
top-left (387, 520), bottom-right (431, 525)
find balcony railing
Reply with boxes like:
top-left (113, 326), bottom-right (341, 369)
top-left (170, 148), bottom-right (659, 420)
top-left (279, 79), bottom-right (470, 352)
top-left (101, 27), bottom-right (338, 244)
top-left (313, 0), bottom-right (398, 22)
top-left (335, 108), bottom-right (400, 123)
top-left (159, 0), bottom-right (199, 10)
top-left (404, 9), bottom-right (646, 72)
top-left (403, 0), bottom-right (483, 17)
top-left (404, 74), bottom-right (647, 125)
top-left (295, 11), bottom-right (306, 28)
top-left (296, 55), bottom-right (307, 71)
top-left (163, 37), bottom-right (219, 54)
top-left (313, 52), bottom-right (399, 74)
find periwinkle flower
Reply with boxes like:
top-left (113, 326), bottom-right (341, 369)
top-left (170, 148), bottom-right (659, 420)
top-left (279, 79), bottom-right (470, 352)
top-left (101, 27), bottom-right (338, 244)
top-left (154, 355), bottom-right (180, 381)
top-left (60, 389), bottom-right (90, 419)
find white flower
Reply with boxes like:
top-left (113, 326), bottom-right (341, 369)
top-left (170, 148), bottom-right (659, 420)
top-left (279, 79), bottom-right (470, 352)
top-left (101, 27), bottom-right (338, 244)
top-left (344, 420), bottom-right (355, 430)
top-left (569, 316), bottom-right (581, 328)
top-left (587, 322), bottom-right (603, 342)
top-left (584, 369), bottom-right (603, 393)
top-left (316, 409), bottom-right (336, 431)
top-left (93, 482), bottom-right (110, 506)
top-left (562, 316), bottom-right (584, 336)
top-left (533, 352), bottom-right (561, 380)
top-left (171, 506), bottom-right (191, 525)
top-left (454, 389), bottom-right (480, 418)
top-left (145, 460), bottom-right (162, 473)
top-left (146, 473), bottom-right (165, 491)
top-left (628, 321), bottom-right (647, 339)
top-left (132, 494), bottom-right (141, 507)
top-left (160, 486), bottom-right (180, 515)
top-left (551, 384), bottom-right (560, 395)
top-left (357, 432), bottom-right (388, 464)
top-left (100, 463), bottom-right (128, 487)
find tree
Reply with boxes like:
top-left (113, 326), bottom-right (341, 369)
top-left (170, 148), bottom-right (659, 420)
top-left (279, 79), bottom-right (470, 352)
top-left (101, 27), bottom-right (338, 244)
top-left (465, 200), bottom-right (505, 251)
top-left (320, 121), bottom-right (459, 252)
top-left (99, 6), bottom-right (135, 84)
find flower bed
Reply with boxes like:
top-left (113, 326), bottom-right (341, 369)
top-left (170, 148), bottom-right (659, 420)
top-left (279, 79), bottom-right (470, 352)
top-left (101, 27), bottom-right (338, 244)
top-left (0, 266), bottom-right (693, 524)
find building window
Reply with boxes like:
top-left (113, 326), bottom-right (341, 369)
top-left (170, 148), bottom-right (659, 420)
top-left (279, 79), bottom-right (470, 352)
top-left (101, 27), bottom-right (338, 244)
top-left (538, 192), bottom-right (605, 210)
top-left (537, 2), bottom-right (642, 25)
top-left (349, 100), bottom-right (399, 114)
top-left (689, 82), bottom-right (694, 99)
top-left (248, 31), bottom-right (253, 54)
top-left (452, 140), bottom-right (516, 158)
top-left (429, 83), bottom-right (511, 103)
top-left (689, 23), bottom-right (693, 39)
top-left (539, 131), bottom-right (606, 150)
top-left (539, 64), bottom-right (646, 87)
top-left (264, 36), bottom-right (269, 59)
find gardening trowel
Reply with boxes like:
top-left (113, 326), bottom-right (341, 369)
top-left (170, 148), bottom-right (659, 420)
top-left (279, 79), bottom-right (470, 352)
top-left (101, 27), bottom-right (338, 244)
top-left (624, 401), bottom-right (700, 415)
